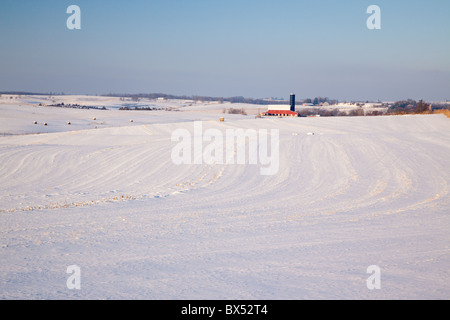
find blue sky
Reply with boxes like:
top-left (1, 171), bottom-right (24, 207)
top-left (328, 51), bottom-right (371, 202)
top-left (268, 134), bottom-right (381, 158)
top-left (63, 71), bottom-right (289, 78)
top-left (1, 0), bottom-right (449, 101)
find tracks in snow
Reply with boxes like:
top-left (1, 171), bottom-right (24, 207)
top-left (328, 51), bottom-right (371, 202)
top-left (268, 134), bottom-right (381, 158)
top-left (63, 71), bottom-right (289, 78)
top-left (0, 116), bottom-right (449, 220)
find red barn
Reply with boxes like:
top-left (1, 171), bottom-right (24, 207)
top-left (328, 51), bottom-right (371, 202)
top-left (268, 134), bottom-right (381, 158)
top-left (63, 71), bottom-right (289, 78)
top-left (263, 110), bottom-right (298, 117)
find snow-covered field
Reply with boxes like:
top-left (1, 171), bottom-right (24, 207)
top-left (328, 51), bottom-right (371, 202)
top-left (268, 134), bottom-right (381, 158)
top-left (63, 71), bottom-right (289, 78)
top-left (0, 96), bottom-right (449, 299)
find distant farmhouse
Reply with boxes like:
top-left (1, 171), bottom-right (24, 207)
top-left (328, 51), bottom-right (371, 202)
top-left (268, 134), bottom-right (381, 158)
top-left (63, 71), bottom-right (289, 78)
top-left (262, 93), bottom-right (298, 117)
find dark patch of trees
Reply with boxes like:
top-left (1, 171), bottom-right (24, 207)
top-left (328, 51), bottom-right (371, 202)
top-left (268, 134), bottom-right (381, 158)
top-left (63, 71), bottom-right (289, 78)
top-left (299, 108), bottom-right (348, 117)
top-left (386, 99), bottom-right (450, 115)
top-left (386, 99), bottom-right (434, 114)
top-left (119, 106), bottom-right (175, 111)
top-left (223, 108), bottom-right (247, 115)
top-left (302, 97), bottom-right (338, 105)
top-left (48, 103), bottom-right (106, 110)
top-left (0, 91), bottom-right (60, 96)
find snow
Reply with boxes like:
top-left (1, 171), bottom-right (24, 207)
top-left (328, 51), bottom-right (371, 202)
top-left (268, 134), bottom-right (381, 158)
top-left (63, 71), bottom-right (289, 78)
top-left (1, 96), bottom-right (449, 299)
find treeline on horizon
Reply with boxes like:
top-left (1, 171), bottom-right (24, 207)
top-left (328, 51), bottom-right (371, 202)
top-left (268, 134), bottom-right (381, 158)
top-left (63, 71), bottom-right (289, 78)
top-left (103, 93), bottom-right (292, 105)
top-left (300, 99), bottom-right (450, 117)
top-left (103, 93), bottom-right (345, 106)
top-left (0, 91), bottom-right (60, 96)
top-left (385, 99), bottom-right (449, 115)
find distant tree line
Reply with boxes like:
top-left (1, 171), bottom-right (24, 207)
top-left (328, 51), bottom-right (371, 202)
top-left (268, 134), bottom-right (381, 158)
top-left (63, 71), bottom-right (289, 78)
top-left (302, 97), bottom-right (339, 105)
top-left (299, 108), bottom-right (365, 117)
top-left (104, 93), bottom-right (346, 106)
top-left (0, 91), bottom-right (60, 96)
top-left (298, 99), bottom-right (449, 117)
top-left (386, 99), bottom-right (444, 114)
top-left (223, 107), bottom-right (247, 115)
top-left (48, 102), bottom-right (106, 110)
top-left (103, 93), bottom-right (291, 105)
top-left (119, 106), bottom-right (175, 111)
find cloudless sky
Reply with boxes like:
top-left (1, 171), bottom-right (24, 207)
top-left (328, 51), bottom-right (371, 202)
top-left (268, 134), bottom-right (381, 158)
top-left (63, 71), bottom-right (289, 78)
top-left (1, 0), bottom-right (449, 101)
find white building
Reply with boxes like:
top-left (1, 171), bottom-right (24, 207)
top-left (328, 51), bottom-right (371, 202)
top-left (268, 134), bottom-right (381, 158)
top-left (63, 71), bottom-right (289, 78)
top-left (267, 104), bottom-right (292, 111)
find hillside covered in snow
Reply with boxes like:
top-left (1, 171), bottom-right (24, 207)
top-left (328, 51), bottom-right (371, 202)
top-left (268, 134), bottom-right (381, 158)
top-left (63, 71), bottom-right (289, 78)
top-left (0, 96), bottom-right (449, 299)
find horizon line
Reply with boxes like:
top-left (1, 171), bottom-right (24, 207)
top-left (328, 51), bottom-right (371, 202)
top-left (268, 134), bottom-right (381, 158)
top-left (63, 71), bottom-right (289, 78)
top-left (2, 91), bottom-right (449, 103)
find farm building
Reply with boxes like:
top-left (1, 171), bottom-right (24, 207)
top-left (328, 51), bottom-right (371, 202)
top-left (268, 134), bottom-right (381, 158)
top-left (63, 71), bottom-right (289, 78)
top-left (263, 110), bottom-right (298, 117)
top-left (263, 93), bottom-right (299, 117)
